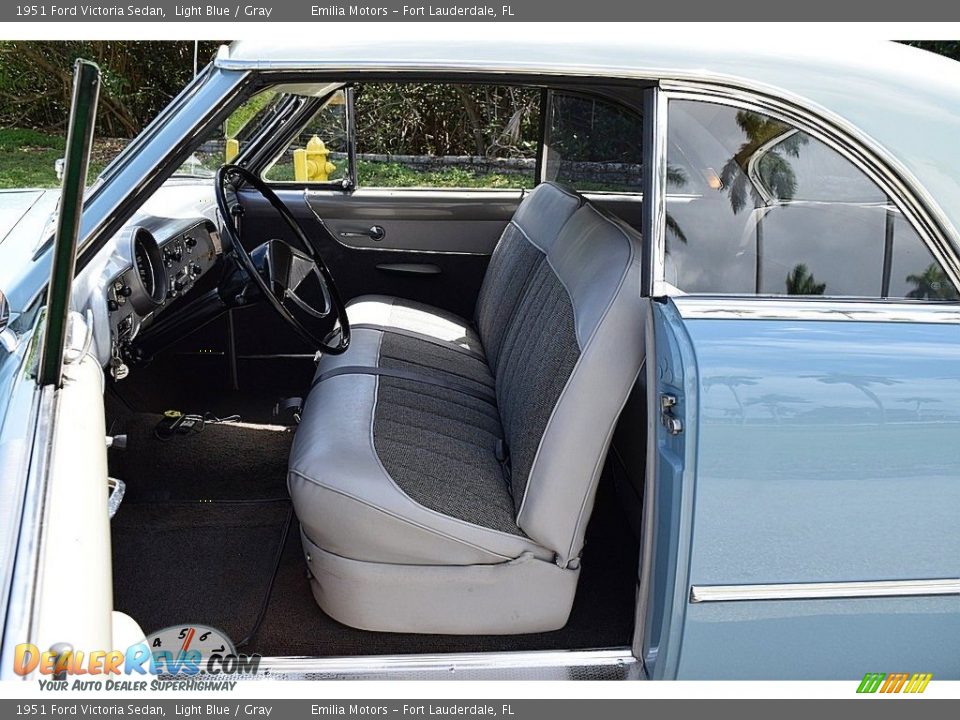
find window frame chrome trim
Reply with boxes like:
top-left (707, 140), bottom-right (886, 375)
top-left (655, 80), bottom-right (960, 304)
top-left (673, 296), bottom-right (960, 323)
top-left (642, 86), bottom-right (668, 297)
top-left (690, 578), bottom-right (960, 603)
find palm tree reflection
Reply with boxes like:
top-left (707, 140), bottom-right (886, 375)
top-left (906, 263), bottom-right (959, 300)
top-left (786, 264), bottom-right (826, 296)
top-left (745, 393), bottom-right (809, 423)
top-left (805, 373), bottom-right (900, 424)
top-left (718, 112), bottom-right (809, 293)
top-left (720, 113), bottom-right (807, 215)
top-left (703, 375), bottom-right (759, 424)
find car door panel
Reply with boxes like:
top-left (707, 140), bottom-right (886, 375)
top-left (307, 189), bottom-right (520, 253)
top-left (648, 297), bottom-right (960, 679)
top-left (239, 189), bottom-right (508, 317)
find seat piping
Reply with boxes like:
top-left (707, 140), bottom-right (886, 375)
top-left (350, 323), bottom-right (487, 362)
top-left (311, 365), bottom-right (498, 405)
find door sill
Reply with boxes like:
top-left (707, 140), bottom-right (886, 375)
top-left (247, 647), bottom-right (642, 681)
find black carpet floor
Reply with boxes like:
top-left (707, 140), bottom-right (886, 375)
top-left (108, 414), bottom-right (294, 502)
top-left (110, 412), bottom-right (638, 656)
top-left (249, 478), bottom-right (638, 656)
top-left (111, 501), bottom-right (292, 644)
top-left (109, 355), bottom-right (316, 424)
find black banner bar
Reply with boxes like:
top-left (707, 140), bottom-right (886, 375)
top-left (2, 0), bottom-right (959, 22)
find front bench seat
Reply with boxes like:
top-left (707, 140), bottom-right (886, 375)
top-left (288, 183), bottom-right (645, 634)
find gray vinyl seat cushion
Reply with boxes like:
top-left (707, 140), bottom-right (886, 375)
top-left (288, 182), bottom-right (646, 634)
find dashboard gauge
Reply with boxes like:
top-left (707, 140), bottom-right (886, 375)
top-left (128, 227), bottom-right (166, 313)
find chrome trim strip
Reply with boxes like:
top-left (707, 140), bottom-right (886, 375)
top-left (642, 86), bottom-right (668, 297)
top-left (673, 297), bottom-right (960, 323)
top-left (690, 578), bottom-right (960, 603)
top-left (745, 128), bottom-right (799, 206)
top-left (0, 383), bottom-right (56, 678)
top-left (249, 648), bottom-right (640, 679)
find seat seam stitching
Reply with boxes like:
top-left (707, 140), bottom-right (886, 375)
top-left (516, 209), bottom-right (639, 544)
top-left (289, 469), bottom-right (518, 559)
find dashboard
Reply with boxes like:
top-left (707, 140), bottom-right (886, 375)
top-left (105, 218), bottom-right (220, 363)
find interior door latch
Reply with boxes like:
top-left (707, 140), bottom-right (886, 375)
top-left (660, 393), bottom-right (683, 435)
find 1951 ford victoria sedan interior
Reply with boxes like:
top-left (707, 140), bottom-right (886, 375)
top-left (0, 36), bottom-right (958, 681)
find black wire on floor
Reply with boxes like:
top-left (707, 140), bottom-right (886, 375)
top-left (234, 504), bottom-right (295, 650)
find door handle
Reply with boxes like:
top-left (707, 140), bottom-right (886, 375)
top-left (340, 225), bottom-right (385, 241)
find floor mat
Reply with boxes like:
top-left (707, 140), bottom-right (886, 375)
top-left (108, 414), bottom-right (294, 502)
top-left (111, 500), bottom-right (292, 642)
top-left (247, 477), bottom-right (638, 656)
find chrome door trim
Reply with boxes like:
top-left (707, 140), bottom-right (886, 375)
top-left (690, 578), bottom-right (960, 604)
top-left (0, 383), bottom-right (56, 678)
top-left (673, 297), bottom-right (960, 323)
top-left (657, 81), bottom-right (960, 298)
top-left (248, 648), bottom-right (641, 680)
top-left (642, 86), bottom-right (668, 296)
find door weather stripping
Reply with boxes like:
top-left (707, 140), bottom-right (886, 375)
top-left (689, 578), bottom-right (960, 603)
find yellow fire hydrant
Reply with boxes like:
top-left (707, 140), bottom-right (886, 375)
top-left (293, 136), bottom-right (336, 182)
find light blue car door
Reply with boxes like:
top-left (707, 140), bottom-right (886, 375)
top-left (643, 296), bottom-right (960, 680)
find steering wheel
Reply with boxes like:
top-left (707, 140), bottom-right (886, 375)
top-left (215, 164), bottom-right (350, 354)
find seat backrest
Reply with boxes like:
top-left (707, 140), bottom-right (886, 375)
top-left (474, 183), bottom-right (582, 373)
top-left (478, 183), bottom-right (646, 566)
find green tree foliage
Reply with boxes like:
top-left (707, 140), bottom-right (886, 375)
top-left (902, 41), bottom-right (960, 61)
top-left (354, 83), bottom-right (540, 158)
top-left (0, 41), bottom-right (223, 137)
top-left (2, 40), bottom-right (958, 150)
top-left (547, 93), bottom-right (644, 164)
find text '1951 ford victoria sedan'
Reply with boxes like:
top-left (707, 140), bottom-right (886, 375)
top-left (0, 35), bottom-right (957, 682)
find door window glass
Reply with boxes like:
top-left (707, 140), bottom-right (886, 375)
top-left (543, 92), bottom-right (644, 193)
top-left (352, 83), bottom-right (539, 189)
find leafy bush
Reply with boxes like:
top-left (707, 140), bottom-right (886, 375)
top-left (0, 41), bottom-right (223, 136)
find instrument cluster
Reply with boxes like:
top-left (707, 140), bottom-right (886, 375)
top-left (107, 219), bottom-right (219, 356)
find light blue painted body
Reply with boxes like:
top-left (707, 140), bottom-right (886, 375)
top-left (653, 299), bottom-right (960, 679)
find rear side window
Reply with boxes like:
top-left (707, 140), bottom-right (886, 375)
top-left (664, 100), bottom-right (957, 300)
top-left (543, 92), bottom-right (644, 193)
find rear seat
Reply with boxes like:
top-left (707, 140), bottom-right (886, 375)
top-left (288, 182), bottom-right (645, 634)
